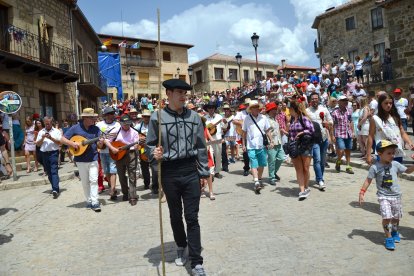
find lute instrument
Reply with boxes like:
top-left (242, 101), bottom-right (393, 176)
top-left (109, 140), bottom-right (141, 161)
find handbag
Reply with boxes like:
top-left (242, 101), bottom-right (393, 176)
top-left (249, 114), bottom-right (269, 147)
top-left (283, 139), bottom-right (299, 158)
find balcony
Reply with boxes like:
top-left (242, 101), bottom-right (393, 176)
top-left (123, 56), bottom-right (159, 67)
top-left (77, 63), bottom-right (107, 97)
top-left (0, 24), bottom-right (78, 83)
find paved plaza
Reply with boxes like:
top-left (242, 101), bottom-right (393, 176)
top-left (1, 160), bottom-right (414, 275)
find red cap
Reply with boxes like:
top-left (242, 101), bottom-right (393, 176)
top-left (32, 113), bottom-right (40, 119)
top-left (393, 88), bottom-right (402, 93)
top-left (239, 104), bottom-right (247, 110)
top-left (265, 102), bottom-right (278, 113)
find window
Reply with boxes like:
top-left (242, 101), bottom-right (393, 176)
top-left (39, 91), bottom-right (57, 119)
top-left (348, 49), bottom-right (358, 63)
top-left (163, 74), bottom-right (173, 80)
top-left (345, 16), bottom-right (355, 31)
top-left (371, 7), bottom-right (383, 30)
top-left (138, 72), bottom-right (149, 89)
top-left (162, 51), bottom-right (171, 61)
top-left (374, 42), bottom-right (385, 63)
top-left (196, 70), bottom-right (202, 83)
top-left (229, 69), bottom-right (238, 81)
top-left (243, 70), bottom-right (249, 83)
top-left (266, 71), bottom-right (274, 78)
top-left (214, 68), bottom-right (224, 80)
top-left (254, 70), bottom-right (262, 80)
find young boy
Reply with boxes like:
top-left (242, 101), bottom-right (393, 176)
top-left (359, 140), bottom-right (414, 250)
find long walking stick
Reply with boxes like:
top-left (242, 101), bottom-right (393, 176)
top-left (156, 8), bottom-right (166, 276)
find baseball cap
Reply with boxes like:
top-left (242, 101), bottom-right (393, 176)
top-left (393, 88), bottom-right (402, 93)
top-left (338, 95), bottom-right (348, 101)
top-left (119, 114), bottom-right (132, 124)
top-left (376, 140), bottom-right (398, 152)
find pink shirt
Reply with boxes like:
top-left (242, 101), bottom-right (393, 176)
top-left (116, 128), bottom-right (139, 150)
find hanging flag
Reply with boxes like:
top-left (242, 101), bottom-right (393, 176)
top-left (130, 41), bottom-right (140, 49)
top-left (102, 38), bottom-right (112, 46)
top-left (118, 40), bottom-right (127, 48)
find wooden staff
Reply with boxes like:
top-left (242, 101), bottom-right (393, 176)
top-left (156, 8), bottom-right (166, 276)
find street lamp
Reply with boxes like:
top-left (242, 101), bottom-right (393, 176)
top-left (129, 71), bottom-right (136, 99)
top-left (188, 66), bottom-right (194, 96)
top-left (176, 67), bottom-right (180, 79)
top-left (251, 32), bottom-right (260, 92)
top-left (235, 52), bottom-right (242, 91)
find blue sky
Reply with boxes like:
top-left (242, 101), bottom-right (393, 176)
top-left (78, 0), bottom-right (347, 67)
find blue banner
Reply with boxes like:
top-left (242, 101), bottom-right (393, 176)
top-left (98, 52), bottom-right (123, 101)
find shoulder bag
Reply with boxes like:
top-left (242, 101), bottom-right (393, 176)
top-left (249, 114), bottom-right (269, 147)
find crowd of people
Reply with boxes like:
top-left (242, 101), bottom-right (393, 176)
top-left (1, 65), bottom-right (414, 274)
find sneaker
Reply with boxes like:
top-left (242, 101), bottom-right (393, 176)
top-left (214, 173), bottom-right (223, 179)
top-left (274, 174), bottom-right (280, 181)
top-left (243, 170), bottom-right (249, 176)
top-left (122, 194), bottom-right (129, 201)
top-left (391, 231), bottom-right (401, 243)
top-left (325, 162), bottom-right (330, 168)
top-left (91, 203), bottom-right (101, 212)
top-left (269, 178), bottom-right (276, 186)
top-left (318, 181), bottom-right (326, 191)
top-left (259, 179), bottom-right (265, 188)
top-left (52, 191), bottom-right (59, 199)
top-left (254, 181), bottom-right (261, 194)
top-left (384, 237), bottom-right (395, 250)
top-left (86, 202), bottom-right (92, 209)
top-left (175, 247), bottom-right (187, 266)
top-left (335, 160), bottom-right (341, 172)
top-left (298, 191), bottom-right (308, 200)
top-left (304, 188), bottom-right (311, 196)
top-left (192, 264), bottom-right (206, 276)
top-left (346, 167), bottom-right (354, 174)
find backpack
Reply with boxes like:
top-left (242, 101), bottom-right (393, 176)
top-left (311, 121), bottom-right (323, 145)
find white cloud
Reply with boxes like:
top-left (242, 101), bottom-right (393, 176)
top-left (100, 0), bottom-right (349, 66)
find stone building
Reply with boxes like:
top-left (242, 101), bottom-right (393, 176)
top-left (312, 0), bottom-right (414, 95)
top-left (190, 53), bottom-right (278, 95)
top-left (0, 0), bottom-right (106, 122)
top-left (98, 34), bottom-right (193, 101)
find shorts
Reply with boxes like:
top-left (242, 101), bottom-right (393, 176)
top-left (300, 149), bottom-right (312, 157)
top-left (378, 196), bottom-right (402, 219)
top-left (226, 140), bottom-right (236, 147)
top-left (355, 69), bottom-right (363, 78)
top-left (209, 166), bottom-right (215, 175)
top-left (247, 148), bottom-right (267, 169)
top-left (100, 152), bottom-right (117, 174)
top-left (336, 137), bottom-right (352, 150)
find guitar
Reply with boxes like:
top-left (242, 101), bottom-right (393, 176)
top-left (69, 135), bottom-right (102, 157)
top-left (109, 140), bottom-right (141, 161)
top-left (68, 128), bottom-right (116, 157)
top-left (207, 115), bottom-right (234, 136)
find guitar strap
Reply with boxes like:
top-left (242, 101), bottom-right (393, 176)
top-left (112, 127), bottom-right (122, 142)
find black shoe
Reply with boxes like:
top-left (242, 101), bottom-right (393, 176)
top-left (243, 170), bottom-right (249, 176)
top-left (214, 173), bottom-right (223, 179)
top-left (274, 174), bottom-right (280, 181)
top-left (122, 194), bottom-right (129, 201)
top-left (325, 163), bottom-right (330, 168)
top-left (144, 185), bottom-right (150, 190)
top-left (222, 168), bottom-right (229, 172)
top-left (52, 191), bottom-right (59, 199)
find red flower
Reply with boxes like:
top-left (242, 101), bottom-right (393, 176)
top-left (319, 111), bottom-right (325, 120)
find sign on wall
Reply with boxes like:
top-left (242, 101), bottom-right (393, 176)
top-left (0, 91), bottom-right (22, 114)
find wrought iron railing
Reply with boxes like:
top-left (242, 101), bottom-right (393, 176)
top-left (0, 24), bottom-right (75, 72)
top-left (123, 56), bottom-right (159, 67)
top-left (78, 63), bottom-right (107, 92)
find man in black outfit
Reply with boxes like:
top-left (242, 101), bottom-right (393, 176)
top-left (146, 79), bottom-right (209, 276)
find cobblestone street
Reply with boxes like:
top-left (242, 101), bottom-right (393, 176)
top-left (1, 161), bottom-right (414, 275)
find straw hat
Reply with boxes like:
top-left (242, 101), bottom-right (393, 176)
top-left (81, 108), bottom-right (98, 117)
top-left (246, 100), bottom-right (263, 113)
top-left (142, 109), bottom-right (152, 117)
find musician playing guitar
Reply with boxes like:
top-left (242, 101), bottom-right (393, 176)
top-left (60, 108), bottom-right (104, 212)
top-left (136, 109), bottom-right (159, 194)
top-left (105, 114), bottom-right (139, 206)
top-left (204, 101), bottom-right (228, 179)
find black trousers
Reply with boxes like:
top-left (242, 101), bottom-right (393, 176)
top-left (140, 160), bottom-right (158, 190)
top-left (162, 159), bottom-right (203, 268)
top-left (221, 141), bottom-right (228, 171)
top-left (243, 151), bottom-right (250, 172)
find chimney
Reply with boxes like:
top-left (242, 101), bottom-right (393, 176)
top-left (281, 59), bottom-right (286, 68)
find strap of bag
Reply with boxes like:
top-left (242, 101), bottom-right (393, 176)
top-left (249, 114), bottom-right (265, 136)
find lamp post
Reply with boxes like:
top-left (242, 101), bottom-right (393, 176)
top-left (251, 32), bottom-right (260, 93)
top-left (129, 71), bottom-right (136, 99)
top-left (176, 67), bottom-right (180, 79)
top-left (188, 66), bottom-right (194, 96)
top-left (235, 52), bottom-right (242, 91)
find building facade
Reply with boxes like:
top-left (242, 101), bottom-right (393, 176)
top-left (0, 0), bottom-right (105, 122)
top-left (312, 0), bottom-right (414, 94)
top-left (277, 60), bottom-right (317, 76)
top-left (190, 53), bottom-right (278, 95)
top-left (98, 34), bottom-right (193, 101)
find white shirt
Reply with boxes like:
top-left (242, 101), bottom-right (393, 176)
top-left (352, 89), bottom-right (366, 98)
top-left (306, 105), bottom-right (333, 141)
top-left (370, 99), bottom-right (378, 115)
top-left (242, 113), bottom-right (270, 150)
top-left (334, 77), bottom-right (341, 86)
top-left (36, 127), bottom-right (62, 152)
top-left (339, 61), bottom-right (348, 72)
top-left (96, 120), bottom-right (121, 153)
top-left (394, 97), bottom-right (408, 119)
top-left (355, 60), bottom-right (363, 70)
top-left (205, 113), bottom-right (227, 139)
